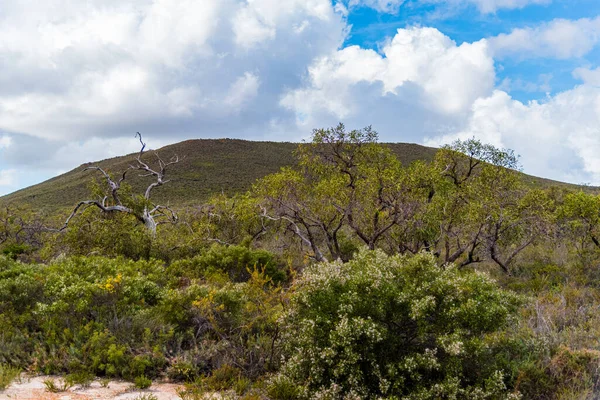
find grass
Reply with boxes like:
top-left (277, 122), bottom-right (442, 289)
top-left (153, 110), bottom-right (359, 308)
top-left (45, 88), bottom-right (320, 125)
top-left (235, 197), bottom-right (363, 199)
top-left (66, 371), bottom-right (95, 388)
top-left (0, 364), bottom-right (21, 390)
top-left (43, 377), bottom-right (73, 392)
top-left (132, 394), bottom-right (159, 400)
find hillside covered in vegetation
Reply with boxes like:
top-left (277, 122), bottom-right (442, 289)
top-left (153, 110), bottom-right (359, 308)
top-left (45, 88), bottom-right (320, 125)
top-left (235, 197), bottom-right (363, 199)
top-left (0, 139), bottom-right (438, 212)
top-left (0, 138), bottom-right (572, 214)
top-left (2, 125), bottom-right (600, 399)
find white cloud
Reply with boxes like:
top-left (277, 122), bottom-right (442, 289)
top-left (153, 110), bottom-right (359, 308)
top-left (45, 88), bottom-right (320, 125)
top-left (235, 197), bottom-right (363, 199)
top-left (464, 0), bottom-right (550, 13)
top-left (0, 170), bottom-right (16, 187)
top-left (499, 73), bottom-right (553, 93)
top-left (490, 17), bottom-right (600, 59)
top-left (233, 0), bottom-right (337, 48)
top-left (281, 27), bottom-right (495, 127)
top-left (346, 0), bottom-right (406, 13)
top-left (225, 72), bottom-right (261, 109)
top-left (1, 0), bottom-right (600, 193)
top-left (0, 0), bottom-right (346, 141)
top-left (425, 87), bottom-right (600, 184)
top-left (573, 67), bottom-right (600, 86)
top-left (0, 136), bottom-right (12, 149)
top-left (344, 0), bottom-right (547, 14)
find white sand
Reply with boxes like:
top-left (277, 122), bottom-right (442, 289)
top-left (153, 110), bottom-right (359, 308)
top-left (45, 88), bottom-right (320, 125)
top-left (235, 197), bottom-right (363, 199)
top-left (0, 375), bottom-right (184, 400)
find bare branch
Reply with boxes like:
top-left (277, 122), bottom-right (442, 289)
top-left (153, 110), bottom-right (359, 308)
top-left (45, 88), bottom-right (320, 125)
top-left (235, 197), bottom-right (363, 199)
top-left (51, 132), bottom-right (180, 236)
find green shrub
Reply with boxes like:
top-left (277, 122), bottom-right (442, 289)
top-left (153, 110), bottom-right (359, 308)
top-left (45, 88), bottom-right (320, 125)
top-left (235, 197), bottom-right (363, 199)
top-left (168, 244), bottom-right (287, 284)
top-left (133, 394), bottom-right (159, 400)
top-left (1, 243), bottom-right (31, 260)
top-left (0, 364), bottom-right (21, 390)
top-left (267, 374), bottom-right (302, 400)
top-left (203, 365), bottom-right (241, 391)
top-left (43, 377), bottom-right (73, 392)
top-left (166, 358), bottom-right (198, 382)
top-left (65, 371), bottom-right (95, 388)
top-left (134, 375), bottom-right (152, 389)
top-left (274, 249), bottom-right (522, 399)
top-left (0, 254), bottom-right (282, 385)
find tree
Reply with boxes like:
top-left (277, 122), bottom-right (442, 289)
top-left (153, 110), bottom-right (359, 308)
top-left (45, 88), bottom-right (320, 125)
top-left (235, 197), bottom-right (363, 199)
top-left (57, 133), bottom-right (179, 236)
top-left (189, 192), bottom-right (273, 247)
top-left (257, 166), bottom-right (343, 262)
top-left (557, 191), bottom-right (600, 256)
top-left (429, 138), bottom-right (533, 270)
top-left (257, 124), bottom-right (425, 262)
top-left (481, 188), bottom-right (553, 274)
top-left (304, 125), bottom-right (421, 251)
top-left (0, 206), bottom-right (46, 258)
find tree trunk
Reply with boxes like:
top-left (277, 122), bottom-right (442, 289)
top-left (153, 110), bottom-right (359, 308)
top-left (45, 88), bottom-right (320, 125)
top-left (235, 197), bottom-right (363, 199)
top-left (142, 212), bottom-right (157, 237)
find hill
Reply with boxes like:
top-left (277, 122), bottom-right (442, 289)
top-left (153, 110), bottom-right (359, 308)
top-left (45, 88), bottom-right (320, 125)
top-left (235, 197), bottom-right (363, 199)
top-left (0, 139), bottom-right (438, 213)
top-left (0, 138), bottom-right (586, 213)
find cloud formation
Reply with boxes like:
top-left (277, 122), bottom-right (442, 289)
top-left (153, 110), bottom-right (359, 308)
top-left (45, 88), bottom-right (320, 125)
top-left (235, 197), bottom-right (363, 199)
top-left (0, 0), bottom-right (600, 195)
top-left (344, 0), bottom-right (550, 14)
top-left (464, 0), bottom-right (550, 13)
top-left (281, 27), bottom-right (494, 129)
top-left (0, 0), bottom-right (346, 142)
top-left (490, 17), bottom-right (600, 59)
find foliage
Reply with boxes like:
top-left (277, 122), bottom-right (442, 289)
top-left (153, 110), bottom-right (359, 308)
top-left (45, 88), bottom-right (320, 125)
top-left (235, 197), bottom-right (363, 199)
top-left (167, 244), bottom-right (287, 284)
top-left (49, 208), bottom-right (153, 260)
top-left (43, 377), bottom-right (74, 392)
top-left (134, 375), bottom-right (153, 389)
top-left (5, 126), bottom-right (600, 399)
top-left (66, 370), bottom-right (95, 388)
top-left (0, 253), bottom-right (284, 384)
top-left (557, 191), bottom-right (600, 258)
top-left (0, 364), bottom-right (21, 390)
top-left (274, 249), bottom-right (522, 399)
top-left (133, 395), bottom-right (159, 400)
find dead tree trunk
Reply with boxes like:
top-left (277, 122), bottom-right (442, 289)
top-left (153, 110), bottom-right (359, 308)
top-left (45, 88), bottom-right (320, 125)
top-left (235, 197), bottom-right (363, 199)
top-left (53, 133), bottom-right (179, 236)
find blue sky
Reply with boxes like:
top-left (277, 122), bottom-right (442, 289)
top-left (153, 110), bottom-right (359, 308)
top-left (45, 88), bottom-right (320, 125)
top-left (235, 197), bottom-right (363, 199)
top-left (1, 0), bottom-right (600, 193)
top-left (346, 0), bottom-right (600, 102)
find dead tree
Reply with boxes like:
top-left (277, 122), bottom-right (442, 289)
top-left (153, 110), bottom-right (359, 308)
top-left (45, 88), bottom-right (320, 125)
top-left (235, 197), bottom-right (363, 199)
top-left (56, 133), bottom-right (178, 236)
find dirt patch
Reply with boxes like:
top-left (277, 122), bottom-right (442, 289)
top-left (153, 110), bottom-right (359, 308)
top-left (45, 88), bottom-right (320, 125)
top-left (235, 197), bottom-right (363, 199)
top-left (0, 375), bottom-right (185, 400)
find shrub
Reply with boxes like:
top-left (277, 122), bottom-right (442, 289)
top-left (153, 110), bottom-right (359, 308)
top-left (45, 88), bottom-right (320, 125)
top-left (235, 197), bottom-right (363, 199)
top-left (134, 375), bottom-right (152, 389)
top-left (273, 249), bottom-right (522, 399)
top-left (1, 243), bottom-right (31, 260)
top-left (65, 371), bottom-right (95, 388)
top-left (0, 253), bottom-right (284, 384)
top-left (133, 395), bottom-right (159, 400)
top-left (549, 346), bottom-right (600, 395)
top-left (0, 364), bottom-right (21, 390)
top-left (43, 377), bottom-right (73, 392)
top-left (168, 244), bottom-right (287, 284)
top-left (203, 365), bottom-right (242, 392)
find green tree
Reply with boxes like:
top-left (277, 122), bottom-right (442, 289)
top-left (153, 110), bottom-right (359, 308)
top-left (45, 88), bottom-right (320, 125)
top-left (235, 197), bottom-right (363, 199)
top-left (557, 191), bottom-right (600, 255)
top-left (428, 138), bottom-right (545, 272)
top-left (258, 124), bottom-right (431, 261)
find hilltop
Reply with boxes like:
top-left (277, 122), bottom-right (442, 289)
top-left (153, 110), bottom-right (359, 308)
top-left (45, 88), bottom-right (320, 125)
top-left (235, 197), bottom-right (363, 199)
top-left (0, 138), bottom-right (581, 213)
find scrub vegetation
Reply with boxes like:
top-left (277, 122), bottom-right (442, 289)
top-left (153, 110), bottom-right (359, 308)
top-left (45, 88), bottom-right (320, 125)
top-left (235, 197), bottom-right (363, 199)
top-left (1, 124), bottom-right (600, 399)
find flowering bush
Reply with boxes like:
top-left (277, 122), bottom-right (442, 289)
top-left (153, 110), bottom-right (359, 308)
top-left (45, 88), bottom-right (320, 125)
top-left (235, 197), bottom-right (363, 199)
top-left (0, 254), bottom-right (284, 384)
top-left (272, 250), bottom-right (522, 399)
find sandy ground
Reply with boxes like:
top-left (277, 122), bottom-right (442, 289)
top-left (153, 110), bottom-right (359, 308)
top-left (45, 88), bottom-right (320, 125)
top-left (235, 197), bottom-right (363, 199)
top-left (0, 375), bottom-right (186, 400)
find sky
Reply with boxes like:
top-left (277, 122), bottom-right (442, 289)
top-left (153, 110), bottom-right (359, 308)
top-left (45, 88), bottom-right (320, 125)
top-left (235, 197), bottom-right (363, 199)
top-left (1, 0), bottom-right (600, 195)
